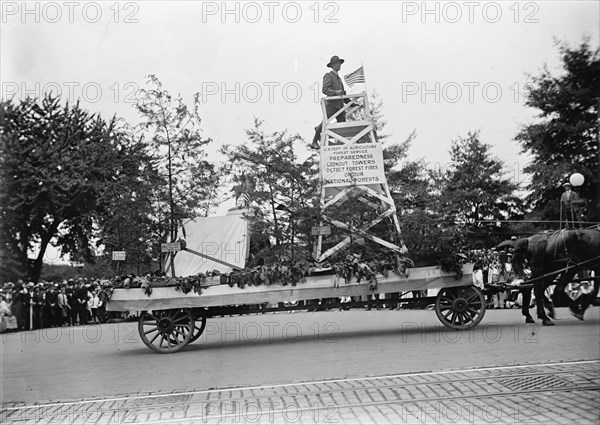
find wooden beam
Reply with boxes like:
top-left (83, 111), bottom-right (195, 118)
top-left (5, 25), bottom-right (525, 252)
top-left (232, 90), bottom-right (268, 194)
top-left (183, 247), bottom-right (242, 271)
top-left (106, 264), bottom-right (474, 311)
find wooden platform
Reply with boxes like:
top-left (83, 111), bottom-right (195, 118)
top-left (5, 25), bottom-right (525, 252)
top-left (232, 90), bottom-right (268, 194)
top-left (106, 264), bottom-right (473, 312)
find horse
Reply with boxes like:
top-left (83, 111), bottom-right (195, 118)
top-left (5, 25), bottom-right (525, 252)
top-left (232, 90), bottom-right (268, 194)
top-left (512, 229), bottom-right (600, 326)
top-left (510, 234), bottom-right (555, 323)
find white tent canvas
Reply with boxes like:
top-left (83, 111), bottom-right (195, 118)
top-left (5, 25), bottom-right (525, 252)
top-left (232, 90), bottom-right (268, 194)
top-left (166, 209), bottom-right (250, 277)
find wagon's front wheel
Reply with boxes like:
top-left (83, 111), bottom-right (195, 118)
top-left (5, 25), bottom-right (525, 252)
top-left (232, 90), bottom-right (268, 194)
top-left (435, 286), bottom-right (486, 330)
top-left (138, 309), bottom-right (194, 353)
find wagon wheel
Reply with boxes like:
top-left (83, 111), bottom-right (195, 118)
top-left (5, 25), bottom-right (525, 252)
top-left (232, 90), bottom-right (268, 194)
top-left (138, 309), bottom-right (194, 354)
top-left (188, 316), bottom-right (207, 343)
top-left (435, 286), bottom-right (486, 330)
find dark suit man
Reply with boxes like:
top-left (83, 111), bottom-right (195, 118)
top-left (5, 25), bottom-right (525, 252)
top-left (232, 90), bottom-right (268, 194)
top-left (44, 285), bottom-right (58, 327)
top-left (31, 286), bottom-right (44, 329)
top-left (77, 283), bottom-right (90, 325)
top-left (311, 55), bottom-right (348, 149)
top-left (560, 182), bottom-right (580, 228)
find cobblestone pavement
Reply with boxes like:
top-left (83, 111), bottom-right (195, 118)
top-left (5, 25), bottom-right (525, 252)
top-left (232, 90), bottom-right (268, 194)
top-left (2, 360), bottom-right (598, 424)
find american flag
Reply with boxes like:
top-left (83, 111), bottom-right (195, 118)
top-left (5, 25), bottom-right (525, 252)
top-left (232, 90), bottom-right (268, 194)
top-left (239, 193), bottom-right (251, 208)
top-left (344, 66), bottom-right (365, 87)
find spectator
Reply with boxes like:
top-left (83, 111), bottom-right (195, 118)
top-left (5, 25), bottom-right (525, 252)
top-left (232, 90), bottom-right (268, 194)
top-left (3, 283), bottom-right (14, 303)
top-left (77, 282), bottom-right (90, 325)
top-left (88, 289), bottom-right (102, 324)
top-left (97, 282), bottom-right (111, 323)
top-left (1, 293), bottom-right (18, 333)
top-left (31, 284), bottom-right (44, 329)
top-left (487, 251), bottom-right (502, 308)
top-left (57, 285), bottom-right (70, 326)
top-left (12, 282), bottom-right (25, 331)
top-left (0, 293), bottom-right (11, 315)
top-left (68, 281), bottom-right (80, 325)
top-left (44, 283), bottom-right (59, 327)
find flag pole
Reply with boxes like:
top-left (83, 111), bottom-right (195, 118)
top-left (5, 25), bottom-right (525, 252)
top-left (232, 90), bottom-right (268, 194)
top-left (360, 62), bottom-right (370, 122)
top-left (362, 62), bottom-right (369, 98)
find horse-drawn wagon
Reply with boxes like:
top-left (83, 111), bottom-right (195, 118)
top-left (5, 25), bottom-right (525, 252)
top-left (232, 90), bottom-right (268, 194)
top-left (106, 92), bottom-right (491, 353)
top-left (105, 209), bottom-right (486, 354)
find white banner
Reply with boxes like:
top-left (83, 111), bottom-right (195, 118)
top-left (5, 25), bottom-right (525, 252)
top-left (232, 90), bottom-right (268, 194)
top-left (320, 143), bottom-right (385, 187)
top-left (168, 214), bottom-right (249, 277)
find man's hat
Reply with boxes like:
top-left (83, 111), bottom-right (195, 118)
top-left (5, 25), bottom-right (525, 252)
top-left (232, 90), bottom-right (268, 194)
top-left (327, 55), bottom-right (344, 68)
top-left (27, 282), bottom-right (34, 287)
top-left (563, 182), bottom-right (571, 187)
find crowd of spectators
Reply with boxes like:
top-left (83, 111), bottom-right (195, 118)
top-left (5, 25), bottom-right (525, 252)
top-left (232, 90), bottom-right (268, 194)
top-left (0, 278), bottom-right (114, 333)
top-left (1, 243), bottom-right (557, 333)
top-left (470, 242), bottom-right (526, 309)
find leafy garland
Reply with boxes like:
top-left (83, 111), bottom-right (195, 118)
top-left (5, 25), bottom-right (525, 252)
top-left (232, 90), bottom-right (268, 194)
top-left (330, 252), bottom-right (414, 291)
top-left (106, 252), bottom-right (415, 298)
top-left (227, 260), bottom-right (312, 289)
top-left (109, 270), bottom-right (223, 297)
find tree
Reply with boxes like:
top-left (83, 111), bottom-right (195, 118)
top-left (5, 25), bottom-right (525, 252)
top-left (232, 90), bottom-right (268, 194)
top-left (94, 142), bottom-right (161, 276)
top-left (384, 130), bottom-right (435, 212)
top-left (221, 119), bottom-right (320, 261)
top-left (438, 131), bottom-right (522, 226)
top-left (516, 40), bottom-right (600, 221)
top-left (0, 96), bottom-right (155, 282)
top-left (133, 75), bottom-right (222, 270)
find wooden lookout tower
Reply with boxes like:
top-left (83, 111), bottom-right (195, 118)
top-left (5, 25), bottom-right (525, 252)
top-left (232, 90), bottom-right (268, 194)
top-left (314, 92), bottom-right (405, 262)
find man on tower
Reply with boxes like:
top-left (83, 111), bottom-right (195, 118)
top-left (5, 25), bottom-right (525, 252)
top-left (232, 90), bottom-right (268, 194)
top-left (311, 55), bottom-right (348, 150)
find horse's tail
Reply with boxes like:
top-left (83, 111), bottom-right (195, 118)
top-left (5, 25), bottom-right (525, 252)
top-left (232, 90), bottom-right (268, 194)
top-left (511, 238), bottom-right (530, 277)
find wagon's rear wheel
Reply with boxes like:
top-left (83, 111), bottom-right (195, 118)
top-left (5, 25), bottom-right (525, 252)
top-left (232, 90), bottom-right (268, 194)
top-left (188, 316), bottom-right (207, 343)
top-left (435, 286), bottom-right (486, 330)
top-left (138, 309), bottom-right (194, 353)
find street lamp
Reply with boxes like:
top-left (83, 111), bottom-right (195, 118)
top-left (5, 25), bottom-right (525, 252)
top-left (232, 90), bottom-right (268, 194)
top-left (569, 173), bottom-right (585, 187)
top-left (567, 173), bottom-right (586, 228)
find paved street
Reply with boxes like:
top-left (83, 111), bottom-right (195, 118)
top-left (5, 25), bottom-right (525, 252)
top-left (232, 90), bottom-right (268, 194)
top-left (2, 307), bottom-right (599, 424)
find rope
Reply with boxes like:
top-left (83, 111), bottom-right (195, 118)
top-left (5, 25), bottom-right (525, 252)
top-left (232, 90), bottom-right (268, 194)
top-left (521, 255), bottom-right (600, 286)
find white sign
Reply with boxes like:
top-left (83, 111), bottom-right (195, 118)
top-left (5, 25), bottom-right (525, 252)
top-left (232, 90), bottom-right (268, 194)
top-left (112, 251), bottom-right (126, 261)
top-left (161, 242), bottom-right (182, 253)
top-left (320, 143), bottom-right (385, 187)
top-left (311, 225), bottom-right (332, 236)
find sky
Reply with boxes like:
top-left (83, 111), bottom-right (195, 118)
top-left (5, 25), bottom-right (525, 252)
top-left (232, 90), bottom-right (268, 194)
top-left (1, 0), bottom-right (599, 263)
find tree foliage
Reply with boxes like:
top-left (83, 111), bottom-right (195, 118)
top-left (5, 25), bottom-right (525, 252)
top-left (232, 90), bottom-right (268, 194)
top-left (0, 96), bottom-right (155, 282)
top-left (516, 40), bottom-right (600, 221)
top-left (133, 74), bottom-right (222, 244)
top-left (221, 119), bottom-right (320, 262)
top-left (438, 131), bottom-right (522, 225)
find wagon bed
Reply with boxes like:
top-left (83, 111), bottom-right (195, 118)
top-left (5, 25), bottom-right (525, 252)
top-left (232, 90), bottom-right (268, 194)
top-left (106, 264), bottom-right (487, 353)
